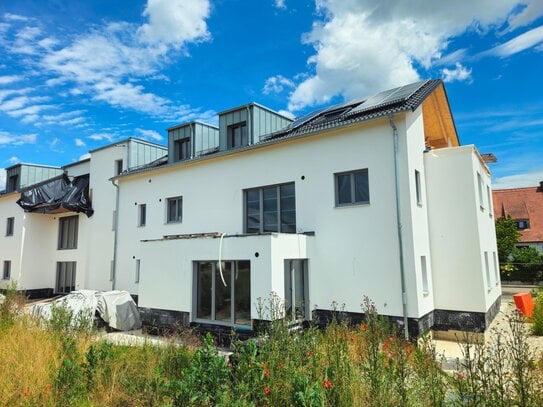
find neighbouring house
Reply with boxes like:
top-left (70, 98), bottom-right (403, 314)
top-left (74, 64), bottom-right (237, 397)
top-left (0, 79), bottom-right (500, 338)
top-left (493, 183), bottom-right (543, 253)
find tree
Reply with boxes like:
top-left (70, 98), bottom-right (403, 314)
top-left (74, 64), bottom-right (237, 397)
top-left (495, 216), bottom-right (520, 262)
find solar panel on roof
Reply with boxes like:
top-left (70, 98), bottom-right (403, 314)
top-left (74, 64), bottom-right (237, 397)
top-left (286, 107), bottom-right (326, 130)
top-left (346, 80), bottom-right (428, 116)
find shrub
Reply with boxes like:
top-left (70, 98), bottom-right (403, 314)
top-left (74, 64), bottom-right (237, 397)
top-left (532, 293), bottom-right (543, 336)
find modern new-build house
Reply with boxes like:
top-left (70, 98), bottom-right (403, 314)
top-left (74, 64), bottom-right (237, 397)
top-left (0, 79), bottom-right (500, 337)
top-left (493, 183), bottom-right (543, 253)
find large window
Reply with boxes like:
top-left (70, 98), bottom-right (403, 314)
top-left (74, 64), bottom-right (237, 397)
top-left (2, 261), bottom-right (10, 280)
top-left (174, 138), bottom-right (191, 161)
top-left (167, 197), bottom-right (183, 223)
top-left (335, 169), bottom-right (369, 206)
top-left (245, 183), bottom-right (296, 233)
top-left (56, 261), bottom-right (76, 293)
top-left (195, 260), bottom-right (251, 326)
top-left (58, 215), bottom-right (78, 250)
top-left (6, 217), bottom-right (14, 236)
top-left (228, 122), bottom-right (248, 148)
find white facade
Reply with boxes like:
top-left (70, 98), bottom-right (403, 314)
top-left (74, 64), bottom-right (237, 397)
top-left (0, 80), bottom-right (500, 335)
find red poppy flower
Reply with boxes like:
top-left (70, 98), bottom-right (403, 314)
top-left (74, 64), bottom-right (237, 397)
top-left (360, 323), bottom-right (367, 331)
top-left (264, 386), bottom-right (271, 394)
top-left (264, 369), bottom-right (270, 378)
top-left (324, 379), bottom-right (333, 388)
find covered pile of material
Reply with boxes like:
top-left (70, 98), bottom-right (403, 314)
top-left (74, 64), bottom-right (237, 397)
top-left (31, 290), bottom-right (141, 331)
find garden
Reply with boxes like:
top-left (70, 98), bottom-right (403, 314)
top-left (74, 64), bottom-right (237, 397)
top-left (2, 288), bottom-right (543, 406)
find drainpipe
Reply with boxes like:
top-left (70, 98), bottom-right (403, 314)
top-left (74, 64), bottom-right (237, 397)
top-left (111, 179), bottom-right (120, 290)
top-left (389, 114), bottom-right (409, 340)
top-left (246, 105), bottom-right (252, 145)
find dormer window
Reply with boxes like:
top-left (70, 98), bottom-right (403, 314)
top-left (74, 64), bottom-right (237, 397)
top-left (175, 137), bottom-right (191, 161)
top-left (516, 220), bottom-right (530, 230)
top-left (228, 122), bottom-right (248, 149)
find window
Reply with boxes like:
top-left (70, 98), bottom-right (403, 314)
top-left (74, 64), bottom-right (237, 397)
top-left (7, 174), bottom-right (18, 192)
top-left (421, 256), bottom-right (429, 295)
top-left (492, 252), bottom-right (499, 286)
top-left (245, 183), bottom-right (296, 233)
top-left (194, 260), bottom-right (251, 326)
top-left (484, 251), bottom-right (491, 290)
top-left (2, 261), bottom-right (10, 280)
top-left (516, 220), bottom-right (530, 230)
top-left (138, 204), bottom-right (146, 227)
top-left (477, 172), bottom-right (484, 209)
top-left (486, 185), bottom-right (493, 216)
top-left (174, 138), bottom-right (191, 160)
top-left (167, 196), bottom-right (183, 223)
top-left (115, 159), bottom-right (123, 175)
top-left (335, 169), bottom-right (369, 206)
top-left (58, 215), bottom-right (78, 250)
top-left (228, 122), bottom-right (248, 148)
top-left (56, 261), bottom-right (76, 293)
top-left (415, 170), bottom-right (422, 205)
top-left (6, 217), bottom-right (14, 236)
top-left (284, 259), bottom-right (309, 320)
top-left (135, 259), bottom-right (141, 283)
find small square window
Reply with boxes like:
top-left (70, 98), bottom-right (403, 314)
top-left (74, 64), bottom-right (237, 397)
top-left (516, 220), bottom-right (530, 230)
top-left (6, 217), bottom-right (14, 236)
top-left (335, 169), bottom-right (369, 206)
top-left (2, 260), bottom-right (11, 280)
top-left (167, 196), bottom-right (183, 223)
top-left (138, 204), bottom-right (146, 227)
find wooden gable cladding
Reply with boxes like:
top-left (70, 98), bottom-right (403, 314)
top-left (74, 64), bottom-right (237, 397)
top-left (422, 83), bottom-right (459, 149)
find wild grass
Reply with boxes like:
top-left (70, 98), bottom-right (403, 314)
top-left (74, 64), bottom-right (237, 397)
top-left (1, 289), bottom-right (543, 406)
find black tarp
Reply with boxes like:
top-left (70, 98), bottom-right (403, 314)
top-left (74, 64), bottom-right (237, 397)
top-left (16, 174), bottom-right (94, 217)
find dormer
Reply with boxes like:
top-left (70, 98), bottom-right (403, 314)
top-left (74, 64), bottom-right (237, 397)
top-left (167, 121), bottom-right (219, 164)
top-left (218, 103), bottom-right (293, 151)
top-left (4, 163), bottom-right (63, 193)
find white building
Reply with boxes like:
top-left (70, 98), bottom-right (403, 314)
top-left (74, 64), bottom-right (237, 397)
top-left (0, 79), bottom-right (500, 337)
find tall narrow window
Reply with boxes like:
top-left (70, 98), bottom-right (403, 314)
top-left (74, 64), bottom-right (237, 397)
top-left (245, 183), bottom-right (296, 233)
top-left (7, 174), bottom-right (18, 192)
top-left (421, 256), bottom-right (429, 295)
top-left (335, 169), bottom-right (370, 206)
top-left (6, 217), bottom-right (14, 236)
top-left (175, 138), bottom-right (191, 160)
top-left (138, 204), bottom-right (146, 227)
top-left (415, 170), bottom-right (422, 205)
top-left (58, 215), bottom-right (79, 250)
top-left (477, 172), bottom-right (484, 209)
top-left (227, 122), bottom-right (248, 148)
top-left (135, 259), bottom-right (141, 283)
top-left (167, 196), bottom-right (183, 223)
top-left (195, 260), bottom-right (251, 326)
top-left (486, 185), bottom-right (493, 216)
top-left (2, 261), bottom-right (10, 280)
top-left (115, 159), bottom-right (123, 175)
top-left (492, 252), bottom-right (500, 286)
top-left (484, 251), bottom-right (491, 289)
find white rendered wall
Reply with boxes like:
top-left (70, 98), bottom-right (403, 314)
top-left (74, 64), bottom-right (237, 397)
top-left (425, 146), bottom-right (500, 313)
top-left (0, 193), bottom-right (23, 289)
top-left (116, 118), bottom-right (428, 319)
top-left (64, 160), bottom-right (90, 177)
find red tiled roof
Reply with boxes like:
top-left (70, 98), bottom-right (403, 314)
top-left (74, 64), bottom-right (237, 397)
top-left (493, 184), bottom-right (543, 243)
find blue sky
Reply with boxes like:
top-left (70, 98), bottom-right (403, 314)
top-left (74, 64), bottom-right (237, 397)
top-left (0, 0), bottom-right (542, 189)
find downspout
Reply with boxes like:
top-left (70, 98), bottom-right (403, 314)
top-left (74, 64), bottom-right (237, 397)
top-left (389, 114), bottom-right (409, 340)
top-left (111, 179), bottom-right (120, 290)
top-left (247, 105), bottom-right (252, 145)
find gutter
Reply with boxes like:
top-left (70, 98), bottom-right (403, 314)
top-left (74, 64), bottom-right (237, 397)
top-left (110, 179), bottom-right (120, 290)
top-left (389, 113), bottom-right (409, 340)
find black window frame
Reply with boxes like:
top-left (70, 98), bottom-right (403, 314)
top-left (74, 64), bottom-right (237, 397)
top-left (227, 121), bottom-right (248, 149)
top-left (174, 137), bottom-right (191, 161)
top-left (166, 196), bottom-right (183, 224)
top-left (6, 217), bottom-right (14, 236)
top-left (334, 169), bottom-right (370, 206)
top-left (516, 220), bottom-right (530, 230)
top-left (115, 159), bottom-right (123, 176)
top-left (58, 215), bottom-right (79, 250)
top-left (244, 182), bottom-right (296, 234)
top-left (138, 204), bottom-right (147, 227)
top-left (2, 260), bottom-right (10, 280)
top-left (56, 261), bottom-right (76, 293)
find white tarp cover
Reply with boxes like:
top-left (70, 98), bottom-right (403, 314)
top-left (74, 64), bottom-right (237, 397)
top-left (31, 290), bottom-right (141, 331)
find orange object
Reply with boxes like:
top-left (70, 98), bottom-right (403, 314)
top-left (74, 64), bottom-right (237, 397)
top-left (513, 293), bottom-right (534, 318)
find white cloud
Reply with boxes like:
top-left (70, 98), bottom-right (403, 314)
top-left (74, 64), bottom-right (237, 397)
top-left (0, 131), bottom-right (37, 145)
top-left (506, 2), bottom-right (543, 31)
top-left (0, 168), bottom-right (5, 190)
top-left (88, 133), bottom-right (114, 142)
top-left (441, 63), bottom-right (472, 83)
top-left (281, 0), bottom-right (543, 111)
top-left (493, 170), bottom-right (543, 189)
top-left (278, 109), bottom-right (295, 119)
top-left (274, 0), bottom-right (286, 9)
top-left (263, 75), bottom-right (295, 94)
top-left (138, 0), bottom-right (211, 47)
top-left (136, 128), bottom-right (163, 141)
top-left (3, 13), bottom-right (29, 22)
top-left (0, 75), bottom-right (22, 84)
top-left (482, 25), bottom-right (543, 57)
top-left (74, 138), bottom-right (86, 147)
top-left (7, 156), bottom-right (19, 164)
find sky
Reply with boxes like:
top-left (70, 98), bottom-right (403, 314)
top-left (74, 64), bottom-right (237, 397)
top-left (0, 0), bottom-right (542, 190)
